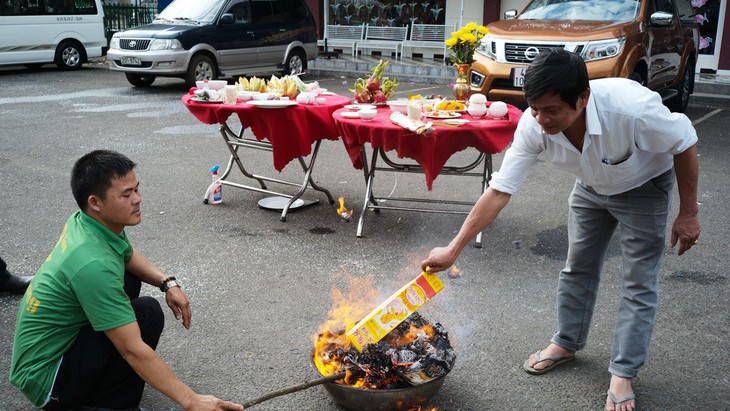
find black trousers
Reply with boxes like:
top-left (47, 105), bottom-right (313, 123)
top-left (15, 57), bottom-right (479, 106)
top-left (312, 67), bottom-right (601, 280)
top-left (0, 256), bottom-right (8, 281)
top-left (43, 272), bottom-right (164, 410)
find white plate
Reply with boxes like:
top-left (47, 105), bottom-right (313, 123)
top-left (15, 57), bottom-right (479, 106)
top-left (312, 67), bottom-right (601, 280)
top-left (427, 112), bottom-right (462, 119)
top-left (257, 196), bottom-right (317, 210)
top-left (344, 104), bottom-right (376, 111)
top-left (443, 119), bottom-right (470, 125)
top-left (190, 97), bottom-right (223, 104)
top-left (246, 100), bottom-right (299, 108)
top-left (258, 197), bottom-right (304, 210)
top-left (339, 111), bottom-right (360, 118)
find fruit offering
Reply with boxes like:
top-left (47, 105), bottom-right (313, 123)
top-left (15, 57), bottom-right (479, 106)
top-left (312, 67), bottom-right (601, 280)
top-left (236, 75), bottom-right (320, 99)
top-left (436, 100), bottom-right (465, 111)
top-left (350, 59), bottom-right (398, 104)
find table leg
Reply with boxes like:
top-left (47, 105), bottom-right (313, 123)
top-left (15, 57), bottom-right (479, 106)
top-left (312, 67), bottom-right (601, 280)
top-left (210, 122), bottom-right (332, 221)
top-left (219, 123), bottom-right (268, 189)
top-left (280, 140), bottom-right (331, 222)
top-left (356, 146), bottom-right (380, 238)
top-left (296, 141), bottom-right (335, 204)
top-left (473, 154), bottom-right (493, 248)
top-left (359, 147), bottom-right (379, 208)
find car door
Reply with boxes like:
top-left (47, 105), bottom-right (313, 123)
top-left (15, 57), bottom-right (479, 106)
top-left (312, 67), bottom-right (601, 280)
top-left (214, 0), bottom-right (258, 71)
top-left (250, 0), bottom-right (294, 66)
top-left (647, 0), bottom-right (682, 88)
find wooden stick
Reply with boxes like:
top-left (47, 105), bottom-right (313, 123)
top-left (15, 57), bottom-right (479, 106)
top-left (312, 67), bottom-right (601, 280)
top-left (241, 371), bottom-right (347, 408)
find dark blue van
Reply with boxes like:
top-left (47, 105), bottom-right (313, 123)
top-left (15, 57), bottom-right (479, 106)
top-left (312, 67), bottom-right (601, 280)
top-left (107, 0), bottom-right (318, 87)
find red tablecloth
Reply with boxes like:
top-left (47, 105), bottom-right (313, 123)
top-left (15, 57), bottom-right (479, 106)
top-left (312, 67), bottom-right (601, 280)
top-left (183, 94), bottom-right (351, 171)
top-left (333, 102), bottom-right (522, 190)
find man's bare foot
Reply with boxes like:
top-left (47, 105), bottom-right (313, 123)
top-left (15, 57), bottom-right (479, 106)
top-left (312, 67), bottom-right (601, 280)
top-left (605, 375), bottom-right (635, 411)
top-left (525, 343), bottom-right (575, 371)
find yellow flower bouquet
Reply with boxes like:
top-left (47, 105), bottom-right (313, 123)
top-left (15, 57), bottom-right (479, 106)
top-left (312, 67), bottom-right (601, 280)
top-left (445, 22), bottom-right (489, 65)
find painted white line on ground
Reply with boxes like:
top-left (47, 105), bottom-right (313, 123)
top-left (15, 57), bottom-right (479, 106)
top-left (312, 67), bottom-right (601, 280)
top-left (692, 108), bottom-right (723, 126)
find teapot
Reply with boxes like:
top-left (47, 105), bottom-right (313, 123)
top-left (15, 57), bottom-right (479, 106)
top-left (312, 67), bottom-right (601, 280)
top-left (467, 93), bottom-right (488, 118)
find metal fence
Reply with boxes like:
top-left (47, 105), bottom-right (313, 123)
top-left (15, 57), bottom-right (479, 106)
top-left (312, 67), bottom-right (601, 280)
top-left (103, 3), bottom-right (158, 43)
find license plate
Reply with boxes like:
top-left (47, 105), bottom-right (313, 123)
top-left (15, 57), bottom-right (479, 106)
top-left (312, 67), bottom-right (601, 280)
top-left (121, 56), bottom-right (141, 66)
top-left (512, 67), bottom-right (528, 87)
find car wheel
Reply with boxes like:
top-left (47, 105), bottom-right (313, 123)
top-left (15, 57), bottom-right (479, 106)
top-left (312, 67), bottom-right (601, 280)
top-left (665, 63), bottom-right (693, 113)
top-left (283, 50), bottom-right (306, 76)
top-left (185, 55), bottom-right (216, 88)
top-left (125, 73), bottom-right (156, 87)
top-left (55, 41), bottom-right (84, 70)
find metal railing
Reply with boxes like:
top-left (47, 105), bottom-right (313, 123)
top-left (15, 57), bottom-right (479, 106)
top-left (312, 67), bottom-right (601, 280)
top-left (103, 3), bottom-right (158, 43)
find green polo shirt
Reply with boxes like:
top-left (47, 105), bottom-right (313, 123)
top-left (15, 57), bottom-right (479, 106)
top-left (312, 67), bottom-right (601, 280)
top-left (10, 211), bottom-right (137, 407)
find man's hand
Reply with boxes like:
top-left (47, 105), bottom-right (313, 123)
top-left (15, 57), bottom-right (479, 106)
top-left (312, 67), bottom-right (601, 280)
top-left (187, 394), bottom-right (243, 411)
top-left (165, 287), bottom-right (192, 329)
top-left (421, 246), bottom-right (459, 273)
top-left (671, 214), bottom-right (700, 256)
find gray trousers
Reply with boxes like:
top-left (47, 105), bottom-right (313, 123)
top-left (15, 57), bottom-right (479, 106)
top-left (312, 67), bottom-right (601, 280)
top-left (550, 169), bottom-right (674, 378)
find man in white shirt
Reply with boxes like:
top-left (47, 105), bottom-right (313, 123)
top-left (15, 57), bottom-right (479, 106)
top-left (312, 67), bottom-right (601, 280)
top-left (421, 48), bottom-right (699, 411)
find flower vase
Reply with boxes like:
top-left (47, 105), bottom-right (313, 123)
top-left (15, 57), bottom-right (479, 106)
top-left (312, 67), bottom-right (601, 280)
top-left (452, 64), bottom-right (471, 102)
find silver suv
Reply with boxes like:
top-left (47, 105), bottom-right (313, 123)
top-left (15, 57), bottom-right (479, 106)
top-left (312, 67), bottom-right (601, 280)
top-left (107, 0), bottom-right (318, 87)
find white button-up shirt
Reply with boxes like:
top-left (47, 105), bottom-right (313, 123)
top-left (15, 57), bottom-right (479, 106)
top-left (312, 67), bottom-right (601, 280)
top-left (489, 78), bottom-right (698, 196)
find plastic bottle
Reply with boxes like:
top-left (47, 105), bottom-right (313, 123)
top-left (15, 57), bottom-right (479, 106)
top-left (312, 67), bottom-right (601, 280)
top-left (208, 165), bottom-right (222, 204)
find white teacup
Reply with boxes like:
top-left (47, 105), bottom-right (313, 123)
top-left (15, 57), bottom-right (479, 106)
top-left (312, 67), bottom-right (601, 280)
top-left (358, 109), bottom-right (377, 121)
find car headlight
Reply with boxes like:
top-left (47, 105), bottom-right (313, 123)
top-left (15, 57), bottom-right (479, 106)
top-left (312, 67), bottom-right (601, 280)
top-left (148, 39), bottom-right (183, 51)
top-left (476, 37), bottom-right (496, 60)
top-left (109, 34), bottom-right (120, 50)
top-left (581, 37), bottom-right (625, 62)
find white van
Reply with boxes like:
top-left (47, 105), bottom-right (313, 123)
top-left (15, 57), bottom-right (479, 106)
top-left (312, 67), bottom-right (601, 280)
top-left (0, 0), bottom-right (107, 69)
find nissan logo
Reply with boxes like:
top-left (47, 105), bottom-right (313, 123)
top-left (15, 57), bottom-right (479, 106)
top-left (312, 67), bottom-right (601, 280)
top-left (129, 40), bottom-right (137, 48)
top-left (524, 46), bottom-right (540, 61)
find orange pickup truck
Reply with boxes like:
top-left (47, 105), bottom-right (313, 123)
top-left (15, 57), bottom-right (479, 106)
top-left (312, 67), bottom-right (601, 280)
top-left (468, 0), bottom-right (699, 112)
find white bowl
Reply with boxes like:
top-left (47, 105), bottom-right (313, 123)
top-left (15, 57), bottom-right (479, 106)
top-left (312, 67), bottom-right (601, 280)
top-left (386, 100), bottom-right (409, 114)
top-left (236, 91), bottom-right (256, 102)
top-left (358, 109), bottom-right (377, 121)
top-left (252, 92), bottom-right (274, 101)
top-left (195, 80), bottom-right (228, 91)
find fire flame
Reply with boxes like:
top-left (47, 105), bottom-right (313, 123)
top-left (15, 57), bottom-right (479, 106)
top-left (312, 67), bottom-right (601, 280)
top-left (312, 275), bottom-right (378, 383)
top-left (336, 196), bottom-right (353, 221)
top-left (448, 265), bottom-right (462, 278)
top-left (312, 274), bottom-right (438, 389)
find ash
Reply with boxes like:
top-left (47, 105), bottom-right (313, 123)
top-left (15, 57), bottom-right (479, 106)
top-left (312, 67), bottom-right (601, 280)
top-left (342, 313), bottom-right (456, 389)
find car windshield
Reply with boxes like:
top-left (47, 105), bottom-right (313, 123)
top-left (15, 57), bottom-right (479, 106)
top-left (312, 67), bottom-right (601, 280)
top-left (155, 0), bottom-right (222, 24)
top-left (519, 0), bottom-right (641, 22)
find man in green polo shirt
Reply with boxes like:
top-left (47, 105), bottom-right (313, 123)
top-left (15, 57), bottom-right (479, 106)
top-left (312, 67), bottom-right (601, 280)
top-left (10, 150), bottom-right (243, 411)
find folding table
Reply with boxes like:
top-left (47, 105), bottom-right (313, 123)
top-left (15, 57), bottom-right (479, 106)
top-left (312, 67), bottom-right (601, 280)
top-left (183, 94), bottom-right (350, 221)
top-left (333, 103), bottom-right (522, 246)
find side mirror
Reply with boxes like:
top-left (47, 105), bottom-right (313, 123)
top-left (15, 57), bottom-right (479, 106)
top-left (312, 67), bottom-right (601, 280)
top-left (219, 13), bottom-right (234, 25)
top-left (504, 9), bottom-right (517, 19)
top-left (649, 11), bottom-right (673, 26)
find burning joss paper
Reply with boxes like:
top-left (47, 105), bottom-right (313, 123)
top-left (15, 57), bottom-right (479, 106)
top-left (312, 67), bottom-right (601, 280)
top-left (314, 313), bottom-right (456, 389)
top-left (346, 270), bottom-right (443, 351)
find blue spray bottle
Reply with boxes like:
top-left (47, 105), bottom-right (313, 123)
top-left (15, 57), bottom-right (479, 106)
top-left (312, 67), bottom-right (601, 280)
top-left (205, 165), bottom-right (222, 204)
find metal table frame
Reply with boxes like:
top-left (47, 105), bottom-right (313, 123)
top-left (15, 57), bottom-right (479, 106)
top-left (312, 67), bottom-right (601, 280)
top-left (214, 122), bottom-right (335, 221)
top-left (356, 146), bottom-right (492, 247)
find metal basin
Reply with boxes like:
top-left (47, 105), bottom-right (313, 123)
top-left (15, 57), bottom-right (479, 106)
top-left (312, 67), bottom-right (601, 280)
top-left (310, 353), bottom-right (449, 411)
